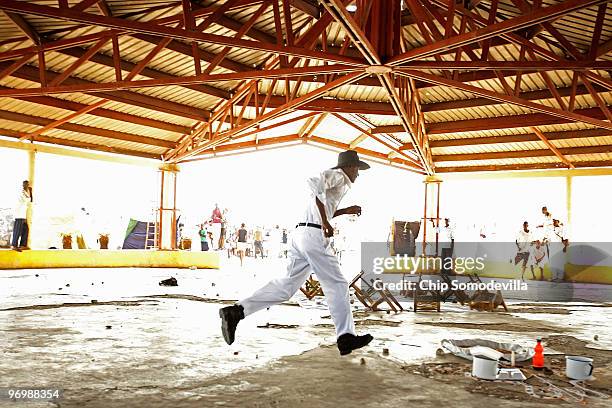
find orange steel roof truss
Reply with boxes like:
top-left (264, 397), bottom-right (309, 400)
top-left (0, 0), bottom-right (610, 173)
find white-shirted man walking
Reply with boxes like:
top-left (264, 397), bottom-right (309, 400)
top-left (219, 150), bottom-right (373, 356)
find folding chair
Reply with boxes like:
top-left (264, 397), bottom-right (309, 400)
top-left (299, 274), bottom-right (324, 300)
top-left (467, 274), bottom-right (508, 312)
top-left (439, 273), bottom-right (471, 305)
top-left (349, 271), bottom-right (404, 312)
top-left (413, 274), bottom-right (441, 312)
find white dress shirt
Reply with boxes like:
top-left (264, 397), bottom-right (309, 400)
top-left (529, 245), bottom-right (547, 266)
top-left (540, 213), bottom-right (553, 240)
top-left (552, 225), bottom-right (567, 242)
top-left (303, 168), bottom-right (352, 224)
top-left (14, 189), bottom-right (31, 219)
top-left (436, 223), bottom-right (455, 249)
top-left (516, 228), bottom-right (532, 252)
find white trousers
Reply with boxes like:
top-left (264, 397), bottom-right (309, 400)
top-left (239, 226), bottom-right (355, 338)
top-left (210, 223), bottom-right (221, 249)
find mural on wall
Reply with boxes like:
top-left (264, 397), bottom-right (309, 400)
top-left (356, 218), bottom-right (612, 303)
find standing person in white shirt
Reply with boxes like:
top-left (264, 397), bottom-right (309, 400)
top-left (552, 219), bottom-right (569, 249)
top-left (515, 221), bottom-right (533, 280)
top-left (528, 240), bottom-right (547, 281)
top-left (436, 218), bottom-right (455, 273)
top-left (550, 218), bottom-right (569, 282)
top-left (219, 150), bottom-right (373, 356)
top-left (12, 180), bottom-right (32, 251)
top-left (537, 206), bottom-right (554, 245)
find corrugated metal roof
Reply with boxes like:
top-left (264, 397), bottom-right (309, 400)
top-left (0, 0), bottom-right (610, 171)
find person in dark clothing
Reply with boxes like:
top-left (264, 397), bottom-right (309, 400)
top-left (199, 224), bottom-right (209, 251)
top-left (281, 228), bottom-right (288, 258)
top-left (236, 223), bottom-right (248, 267)
top-left (12, 180), bottom-right (32, 251)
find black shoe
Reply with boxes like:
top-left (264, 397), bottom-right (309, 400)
top-left (337, 333), bottom-right (373, 356)
top-left (219, 304), bottom-right (244, 345)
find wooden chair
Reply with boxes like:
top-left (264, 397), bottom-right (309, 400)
top-left (299, 275), bottom-right (324, 300)
top-left (413, 274), bottom-right (441, 312)
top-left (349, 271), bottom-right (404, 312)
top-left (467, 274), bottom-right (508, 312)
top-left (439, 272), bottom-right (471, 305)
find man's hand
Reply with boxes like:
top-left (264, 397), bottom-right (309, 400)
top-left (343, 205), bottom-right (362, 216)
top-left (322, 220), bottom-right (334, 238)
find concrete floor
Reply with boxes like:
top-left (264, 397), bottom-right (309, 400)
top-left (1, 255), bottom-right (611, 407)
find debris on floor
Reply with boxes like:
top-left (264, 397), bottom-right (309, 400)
top-left (140, 294), bottom-right (236, 304)
top-left (257, 323), bottom-right (300, 329)
top-left (159, 277), bottom-right (178, 287)
top-left (441, 338), bottom-right (534, 362)
top-left (401, 335), bottom-right (612, 404)
top-left (1, 299), bottom-right (157, 311)
top-left (315, 319), bottom-right (400, 329)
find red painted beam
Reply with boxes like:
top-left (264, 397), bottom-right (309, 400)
top-left (372, 107), bottom-right (608, 134)
top-left (170, 71), bottom-right (367, 161)
top-left (433, 145), bottom-right (612, 162)
top-left (0, 65), bottom-right (364, 97)
top-left (58, 46), bottom-right (231, 100)
top-left (429, 128), bottom-right (611, 148)
top-left (422, 84), bottom-right (598, 112)
top-left (397, 61), bottom-right (612, 70)
top-left (307, 135), bottom-right (426, 172)
top-left (1, 62), bottom-right (210, 121)
top-left (436, 160), bottom-right (612, 173)
top-left (1, 10), bottom-right (40, 44)
top-left (0, 0), bottom-right (366, 66)
top-left (1, 127), bottom-right (161, 159)
top-left (388, 0), bottom-right (608, 65)
top-left (427, 107), bottom-right (606, 133)
top-left (399, 70), bottom-right (612, 131)
top-left (11, 92), bottom-right (190, 134)
top-left (0, 109), bottom-right (177, 148)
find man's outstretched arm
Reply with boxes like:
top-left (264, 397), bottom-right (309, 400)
top-left (333, 205), bottom-right (361, 218)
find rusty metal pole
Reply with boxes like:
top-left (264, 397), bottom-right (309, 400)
top-left (435, 181), bottom-right (441, 257)
top-left (423, 175), bottom-right (442, 257)
top-left (26, 148), bottom-right (36, 248)
top-left (158, 163), bottom-right (180, 250)
top-left (422, 180), bottom-right (428, 256)
top-left (171, 171), bottom-right (177, 250)
top-left (158, 169), bottom-right (165, 250)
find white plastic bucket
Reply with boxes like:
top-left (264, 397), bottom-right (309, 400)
top-left (566, 356), bottom-right (594, 380)
top-left (472, 355), bottom-right (499, 380)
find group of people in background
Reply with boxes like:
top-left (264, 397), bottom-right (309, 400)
top-left (420, 206), bottom-right (571, 282)
top-left (197, 204), bottom-right (228, 252)
top-left (226, 224), bottom-right (289, 266)
top-left (195, 204), bottom-right (290, 266)
top-left (515, 206), bottom-right (569, 282)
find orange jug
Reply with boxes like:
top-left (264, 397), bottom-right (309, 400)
top-left (533, 337), bottom-right (545, 370)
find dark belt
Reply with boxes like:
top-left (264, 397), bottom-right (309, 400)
top-left (296, 222), bottom-right (321, 229)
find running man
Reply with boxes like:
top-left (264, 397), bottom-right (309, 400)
top-left (219, 150), bottom-right (373, 356)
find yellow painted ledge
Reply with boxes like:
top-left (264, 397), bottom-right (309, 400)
top-left (0, 250), bottom-right (219, 269)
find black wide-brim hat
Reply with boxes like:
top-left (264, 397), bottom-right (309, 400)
top-left (332, 150), bottom-right (370, 170)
